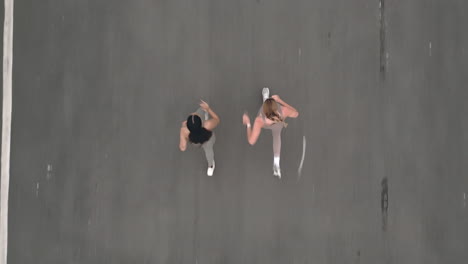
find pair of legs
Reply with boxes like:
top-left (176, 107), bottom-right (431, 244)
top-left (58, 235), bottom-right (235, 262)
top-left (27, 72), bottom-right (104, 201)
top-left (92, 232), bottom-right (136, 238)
top-left (263, 88), bottom-right (282, 177)
top-left (195, 107), bottom-right (216, 169)
top-left (202, 134), bottom-right (215, 168)
top-left (270, 125), bottom-right (282, 167)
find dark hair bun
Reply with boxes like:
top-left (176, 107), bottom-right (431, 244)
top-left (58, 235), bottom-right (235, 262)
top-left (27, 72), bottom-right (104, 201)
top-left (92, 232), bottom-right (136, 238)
top-left (187, 115), bottom-right (202, 132)
top-left (186, 114), bottom-right (212, 144)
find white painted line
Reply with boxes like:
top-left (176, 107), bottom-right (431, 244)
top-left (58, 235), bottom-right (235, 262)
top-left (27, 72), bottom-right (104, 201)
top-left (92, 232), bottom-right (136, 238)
top-left (1, 0), bottom-right (15, 263)
top-left (46, 164), bottom-right (52, 180)
top-left (297, 136), bottom-right (306, 181)
top-left (429, 42), bottom-right (432, 56)
top-left (464, 193), bottom-right (466, 208)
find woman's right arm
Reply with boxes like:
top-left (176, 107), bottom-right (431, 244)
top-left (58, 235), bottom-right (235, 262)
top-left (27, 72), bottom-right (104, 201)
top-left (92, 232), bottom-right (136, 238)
top-left (272, 95), bottom-right (299, 118)
top-left (200, 100), bottom-right (220, 130)
top-left (206, 107), bottom-right (220, 127)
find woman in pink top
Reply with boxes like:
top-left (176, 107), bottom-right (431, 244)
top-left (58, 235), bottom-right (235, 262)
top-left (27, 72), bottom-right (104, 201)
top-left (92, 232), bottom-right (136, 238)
top-left (242, 88), bottom-right (299, 178)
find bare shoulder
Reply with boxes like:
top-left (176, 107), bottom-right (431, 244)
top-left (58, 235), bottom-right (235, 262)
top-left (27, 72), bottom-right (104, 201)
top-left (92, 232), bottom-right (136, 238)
top-left (254, 116), bottom-right (264, 126)
top-left (203, 118), bottom-right (219, 131)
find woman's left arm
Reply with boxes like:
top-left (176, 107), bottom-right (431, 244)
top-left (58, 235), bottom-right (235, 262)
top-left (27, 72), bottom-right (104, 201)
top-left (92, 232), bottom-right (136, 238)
top-left (179, 121), bottom-right (189, 151)
top-left (243, 114), bottom-right (263, 145)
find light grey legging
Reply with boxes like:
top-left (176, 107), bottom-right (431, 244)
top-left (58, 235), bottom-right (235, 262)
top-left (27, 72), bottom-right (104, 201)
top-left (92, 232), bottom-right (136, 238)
top-left (194, 108), bottom-right (216, 167)
top-left (258, 105), bottom-right (284, 159)
top-left (264, 123), bottom-right (283, 158)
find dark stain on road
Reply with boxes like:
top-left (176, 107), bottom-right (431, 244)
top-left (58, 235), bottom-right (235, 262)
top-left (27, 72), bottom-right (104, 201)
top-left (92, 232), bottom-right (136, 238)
top-left (379, 0), bottom-right (387, 80)
top-left (381, 177), bottom-right (389, 231)
top-left (355, 250), bottom-right (361, 264)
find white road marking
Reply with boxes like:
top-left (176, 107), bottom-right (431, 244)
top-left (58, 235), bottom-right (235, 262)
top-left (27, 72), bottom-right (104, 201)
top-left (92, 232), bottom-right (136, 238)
top-left (46, 164), bottom-right (53, 180)
top-left (36, 183), bottom-right (39, 197)
top-left (464, 193), bottom-right (466, 208)
top-left (1, 0), bottom-right (15, 263)
top-left (297, 136), bottom-right (306, 181)
top-left (429, 41), bottom-right (432, 56)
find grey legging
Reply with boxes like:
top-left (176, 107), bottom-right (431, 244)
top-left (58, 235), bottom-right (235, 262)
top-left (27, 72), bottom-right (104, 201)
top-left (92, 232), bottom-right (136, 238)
top-left (194, 108), bottom-right (215, 167)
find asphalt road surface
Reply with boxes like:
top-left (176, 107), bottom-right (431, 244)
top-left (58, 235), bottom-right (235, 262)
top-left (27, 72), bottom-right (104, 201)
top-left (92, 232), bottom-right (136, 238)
top-left (5, 0), bottom-right (468, 263)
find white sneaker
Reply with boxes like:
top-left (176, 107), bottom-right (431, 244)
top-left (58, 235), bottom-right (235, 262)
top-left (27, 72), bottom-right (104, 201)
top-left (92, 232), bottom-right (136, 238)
top-left (273, 165), bottom-right (281, 179)
top-left (262, 87), bottom-right (270, 102)
top-left (207, 161), bottom-right (215, 176)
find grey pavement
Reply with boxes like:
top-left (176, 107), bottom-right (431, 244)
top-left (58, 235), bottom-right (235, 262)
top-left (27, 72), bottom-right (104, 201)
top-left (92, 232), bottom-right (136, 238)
top-left (5, 0), bottom-right (468, 263)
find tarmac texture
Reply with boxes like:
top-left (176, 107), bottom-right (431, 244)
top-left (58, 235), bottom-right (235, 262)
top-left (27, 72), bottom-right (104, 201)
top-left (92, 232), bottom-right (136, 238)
top-left (5, 0), bottom-right (468, 263)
